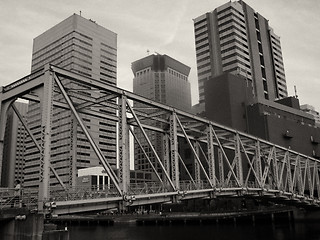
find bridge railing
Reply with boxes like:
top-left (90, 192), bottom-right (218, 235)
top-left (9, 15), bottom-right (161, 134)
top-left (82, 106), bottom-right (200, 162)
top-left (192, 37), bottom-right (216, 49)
top-left (49, 185), bottom-right (121, 202)
top-left (0, 188), bottom-right (38, 209)
top-left (46, 180), bottom-right (267, 203)
top-left (127, 182), bottom-right (168, 195)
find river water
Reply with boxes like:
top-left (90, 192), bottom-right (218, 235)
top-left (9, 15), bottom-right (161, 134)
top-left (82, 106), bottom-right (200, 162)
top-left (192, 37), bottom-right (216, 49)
top-left (67, 222), bottom-right (320, 240)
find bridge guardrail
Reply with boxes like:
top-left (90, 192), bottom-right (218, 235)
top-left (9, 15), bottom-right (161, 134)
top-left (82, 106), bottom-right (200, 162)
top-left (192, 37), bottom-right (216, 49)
top-left (50, 185), bottom-right (121, 202)
top-left (0, 188), bottom-right (38, 209)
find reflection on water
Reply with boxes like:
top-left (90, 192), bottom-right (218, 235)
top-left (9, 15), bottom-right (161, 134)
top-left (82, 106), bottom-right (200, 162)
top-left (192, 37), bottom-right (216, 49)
top-left (68, 222), bottom-right (320, 240)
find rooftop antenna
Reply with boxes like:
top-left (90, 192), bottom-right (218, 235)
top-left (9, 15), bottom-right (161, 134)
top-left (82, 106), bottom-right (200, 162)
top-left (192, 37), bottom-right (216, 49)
top-left (294, 85), bottom-right (298, 98)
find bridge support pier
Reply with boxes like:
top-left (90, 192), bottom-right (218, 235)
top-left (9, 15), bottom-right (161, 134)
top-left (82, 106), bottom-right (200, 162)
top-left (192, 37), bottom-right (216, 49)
top-left (118, 201), bottom-right (128, 213)
top-left (1, 214), bottom-right (44, 240)
top-left (293, 208), bottom-right (320, 222)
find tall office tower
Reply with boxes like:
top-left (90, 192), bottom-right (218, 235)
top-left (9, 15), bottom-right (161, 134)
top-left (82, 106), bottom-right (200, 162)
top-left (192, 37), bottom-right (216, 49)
top-left (25, 14), bottom-right (117, 188)
top-left (1, 102), bottom-right (28, 187)
top-left (131, 54), bottom-right (191, 173)
top-left (194, 1), bottom-right (287, 107)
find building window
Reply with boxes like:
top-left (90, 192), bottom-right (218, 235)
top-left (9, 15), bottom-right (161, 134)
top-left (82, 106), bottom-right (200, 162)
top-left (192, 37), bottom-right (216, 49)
top-left (255, 18), bottom-right (259, 30)
top-left (260, 55), bottom-right (265, 67)
top-left (258, 43), bottom-right (263, 53)
top-left (261, 67), bottom-right (266, 79)
top-left (263, 80), bottom-right (268, 91)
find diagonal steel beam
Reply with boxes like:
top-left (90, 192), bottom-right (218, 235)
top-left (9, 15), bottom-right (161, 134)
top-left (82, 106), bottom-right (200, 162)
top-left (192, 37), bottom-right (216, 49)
top-left (210, 127), bottom-right (240, 186)
top-left (239, 136), bottom-right (261, 187)
top-left (291, 155), bottom-right (299, 193)
top-left (225, 155), bottom-right (238, 187)
top-left (21, 93), bottom-right (119, 122)
top-left (178, 153), bottom-right (197, 188)
top-left (306, 159), bottom-right (313, 197)
top-left (76, 93), bottom-right (118, 110)
top-left (11, 103), bottom-right (66, 190)
top-left (196, 141), bottom-right (219, 184)
top-left (53, 73), bottom-right (121, 194)
top-left (175, 113), bottom-right (213, 188)
top-left (261, 146), bottom-right (275, 187)
top-left (278, 152), bottom-right (288, 190)
top-left (129, 127), bottom-right (163, 183)
top-left (125, 98), bottom-right (176, 191)
top-left (11, 103), bottom-right (41, 150)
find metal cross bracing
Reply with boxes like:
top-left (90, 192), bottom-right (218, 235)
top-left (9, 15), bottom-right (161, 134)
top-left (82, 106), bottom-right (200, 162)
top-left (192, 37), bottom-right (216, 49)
top-left (1, 65), bottom-right (320, 215)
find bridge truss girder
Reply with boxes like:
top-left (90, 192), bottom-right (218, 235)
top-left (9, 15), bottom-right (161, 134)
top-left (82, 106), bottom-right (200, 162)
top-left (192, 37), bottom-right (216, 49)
top-left (1, 65), bottom-right (320, 214)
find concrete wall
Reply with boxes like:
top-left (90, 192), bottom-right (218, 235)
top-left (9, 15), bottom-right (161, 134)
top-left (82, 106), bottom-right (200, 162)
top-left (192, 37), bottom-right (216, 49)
top-left (247, 103), bottom-right (320, 157)
top-left (204, 73), bottom-right (254, 132)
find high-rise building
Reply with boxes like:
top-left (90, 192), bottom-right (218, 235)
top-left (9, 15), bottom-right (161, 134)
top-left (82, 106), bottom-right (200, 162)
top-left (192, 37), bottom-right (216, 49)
top-left (194, 0), bottom-right (287, 108)
top-left (1, 102), bottom-right (28, 187)
top-left (131, 54), bottom-right (191, 173)
top-left (24, 14), bottom-right (117, 188)
top-left (31, 13), bottom-right (117, 84)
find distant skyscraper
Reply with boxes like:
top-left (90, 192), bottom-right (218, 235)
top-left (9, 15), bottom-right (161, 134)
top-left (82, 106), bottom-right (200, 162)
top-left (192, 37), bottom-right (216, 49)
top-left (25, 14), bottom-right (117, 188)
top-left (131, 54), bottom-right (191, 172)
top-left (1, 102), bottom-right (28, 187)
top-left (194, 0), bottom-right (287, 107)
top-left (31, 13), bottom-right (117, 84)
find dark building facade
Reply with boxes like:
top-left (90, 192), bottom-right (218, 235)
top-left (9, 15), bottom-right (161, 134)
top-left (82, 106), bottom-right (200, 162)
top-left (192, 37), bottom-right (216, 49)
top-left (1, 102), bottom-right (28, 187)
top-left (204, 73), bottom-right (320, 159)
top-left (205, 72), bottom-right (254, 132)
top-left (247, 99), bottom-right (320, 158)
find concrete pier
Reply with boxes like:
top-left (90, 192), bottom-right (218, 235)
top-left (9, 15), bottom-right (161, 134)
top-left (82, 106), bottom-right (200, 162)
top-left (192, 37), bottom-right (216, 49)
top-left (0, 212), bottom-right (70, 240)
top-left (0, 213), bottom-right (43, 240)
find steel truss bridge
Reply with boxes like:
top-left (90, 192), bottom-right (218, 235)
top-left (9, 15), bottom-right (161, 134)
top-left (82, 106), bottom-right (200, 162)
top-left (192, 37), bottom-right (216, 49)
top-left (1, 65), bottom-right (320, 215)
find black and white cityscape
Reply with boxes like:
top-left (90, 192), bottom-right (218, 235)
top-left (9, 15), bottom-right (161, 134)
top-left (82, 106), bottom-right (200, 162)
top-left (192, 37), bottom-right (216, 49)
top-left (1, 1), bottom-right (320, 239)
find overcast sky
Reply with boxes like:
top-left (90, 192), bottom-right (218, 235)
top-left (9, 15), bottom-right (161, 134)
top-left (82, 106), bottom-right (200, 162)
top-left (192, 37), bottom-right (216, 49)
top-left (1, 0), bottom-right (319, 110)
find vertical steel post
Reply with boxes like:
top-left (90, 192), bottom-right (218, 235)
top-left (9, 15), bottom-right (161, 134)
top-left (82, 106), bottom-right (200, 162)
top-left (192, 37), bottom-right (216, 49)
top-left (286, 153), bottom-right (293, 193)
top-left (255, 140), bottom-right (262, 187)
top-left (218, 149), bottom-right (224, 187)
top-left (169, 113), bottom-right (179, 189)
top-left (315, 162), bottom-right (320, 200)
top-left (163, 133), bottom-right (170, 184)
top-left (69, 115), bottom-right (77, 186)
top-left (296, 156), bottom-right (303, 195)
top-left (235, 134), bottom-right (243, 186)
top-left (38, 70), bottom-right (54, 211)
top-left (118, 96), bottom-right (130, 194)
top-left (0, 96), bottom-right (14, 186)
top-left (207, 125), bottom-right (216, 187)
top-left (194, 142), bottom-right (201, 187)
